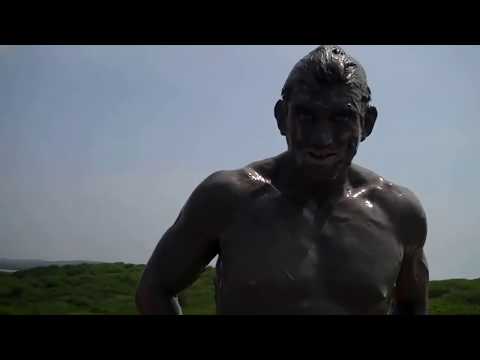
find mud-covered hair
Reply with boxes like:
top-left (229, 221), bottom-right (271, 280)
top-left (281, 45), bottom-right (372, 110)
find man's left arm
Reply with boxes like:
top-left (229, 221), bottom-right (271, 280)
top-left (392, 188), bottom-right (429, 315)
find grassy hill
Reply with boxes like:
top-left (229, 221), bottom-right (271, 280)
top-left (0, 263), bottom-right (479, 315)
top-left (0, 258), bottom-right (102, 271)
top-left (0, 263), bottom-right (215, 315)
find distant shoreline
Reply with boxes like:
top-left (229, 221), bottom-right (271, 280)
top-left (0, 269), bottom-right (17, 273)
top-left (0, 259), bottom-right (105, 272)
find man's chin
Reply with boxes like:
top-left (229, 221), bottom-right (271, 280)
top-left (302, 166), bottom-right (339, 182)
top-left (300, 160), bottom-right (347, 182)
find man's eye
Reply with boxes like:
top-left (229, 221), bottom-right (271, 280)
top-left (334, 114), bottom-right (353, 124)
top-left (298, 112), bottom-right (313, 121)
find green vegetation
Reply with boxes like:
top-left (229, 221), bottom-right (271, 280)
top-left (0, 258), bottom-right (101, 271)
top-left (0, 263), bottom-right (144, 315)
top-left (429, 279), bottom-right (480, 314)
top-left (0, 263), bottom-right (479, 314)
top-left (0, 263), bottom-right (215, 315)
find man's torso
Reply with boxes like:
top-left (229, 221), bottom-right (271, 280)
top-left (214, 160), bottom-right (408, 315)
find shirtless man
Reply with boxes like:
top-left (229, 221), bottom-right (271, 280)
top-left (136, 45), bottom-right (429, 315)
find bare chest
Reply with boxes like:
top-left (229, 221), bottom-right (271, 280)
top-left (216, 193), bottom-right (404, 314)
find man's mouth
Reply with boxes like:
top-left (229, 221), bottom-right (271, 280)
top-left (307, 151), bottom-right (336, 159)
top-left (305, 149), bottom-right (339, 165)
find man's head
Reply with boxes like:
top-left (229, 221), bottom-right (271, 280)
top-left (275, 45), bottom-right (378, 181)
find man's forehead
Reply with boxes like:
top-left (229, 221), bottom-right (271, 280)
top-left (289, 85), bottom-right (362, 112)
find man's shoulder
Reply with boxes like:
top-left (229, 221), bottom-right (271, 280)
top-left (198, 161), bottom-right (275, 201)
top-left (351, 164), bottom-right (424, 211)
top-left (351, 164), bottom-right (427, 248)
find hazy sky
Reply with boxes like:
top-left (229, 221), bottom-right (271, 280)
top-left (1, 45), bottom-right (479, 280)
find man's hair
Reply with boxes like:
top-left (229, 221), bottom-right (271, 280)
top-left (281, 45), bottom-right (372, 108)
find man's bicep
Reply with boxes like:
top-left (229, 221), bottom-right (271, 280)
top-left (140, 171), bottom-right (234, 295)
top-left (393, 248), bottom-right (429, 314)
top-left (392, 189), bottom-right (429, 314)
top-left (144, 215), bottom-right (219, 295)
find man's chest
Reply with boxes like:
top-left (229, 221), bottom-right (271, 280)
top-left (217, 194), bottom-right (404, 313)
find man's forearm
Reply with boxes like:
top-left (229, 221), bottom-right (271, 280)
top-left (391, 301), bottom-right (427, 315)
top-left (136, 288), bottom-right (183, 315)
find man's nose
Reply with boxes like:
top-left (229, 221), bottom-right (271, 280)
top-left (310, 122), bottom-right (334, 148)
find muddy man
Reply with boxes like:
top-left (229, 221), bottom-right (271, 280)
top-left (136, 45), bottom-right (429, 315)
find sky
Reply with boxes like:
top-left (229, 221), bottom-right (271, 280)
top-left (1, 45), bottom-right (479, 280)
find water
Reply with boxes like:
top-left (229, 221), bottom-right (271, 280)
top-left (0, 269), bottom-right (17, 273)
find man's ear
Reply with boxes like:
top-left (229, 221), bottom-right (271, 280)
top-left (361, 105), bottom-right (378, 142)
top-left (275, 99), bottom-right (287, 136)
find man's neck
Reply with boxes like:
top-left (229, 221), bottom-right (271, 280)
top-left (274, 152), bottom-right (349, 206)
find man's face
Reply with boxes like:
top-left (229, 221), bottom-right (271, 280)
top-left (284, 83), bottom-right (364, 181)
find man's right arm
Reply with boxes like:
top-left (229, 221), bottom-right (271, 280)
top-left (136, 170), bottom-right (240, 315)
